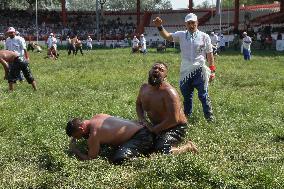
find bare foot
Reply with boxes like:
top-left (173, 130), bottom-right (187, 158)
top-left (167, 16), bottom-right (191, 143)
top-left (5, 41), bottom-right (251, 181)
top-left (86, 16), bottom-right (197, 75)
top-left (170, 141), bottom-right (198, 155)
top-left (184, 141), bottom-right (198, 154)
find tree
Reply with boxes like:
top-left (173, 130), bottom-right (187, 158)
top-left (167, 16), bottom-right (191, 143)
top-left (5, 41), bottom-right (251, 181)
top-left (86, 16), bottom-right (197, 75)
top-left (0, 0), bottom-right (61, 10)
top-left (222, 0), bottom-right (275, 8)
top-left (105, 0), bottom-right (172, 11)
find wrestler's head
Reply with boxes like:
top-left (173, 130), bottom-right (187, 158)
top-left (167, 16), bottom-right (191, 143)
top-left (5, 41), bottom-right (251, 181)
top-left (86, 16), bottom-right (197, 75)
top-left (66, 118), bottom-right (89, 139)
top-left (148, 62), bottom-right (168, 87)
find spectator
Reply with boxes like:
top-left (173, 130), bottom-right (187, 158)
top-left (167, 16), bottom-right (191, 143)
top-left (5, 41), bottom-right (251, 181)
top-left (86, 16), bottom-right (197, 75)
top-left (86, 35), bottom-right (93, 51)
top-left (46, 33), bottom-right (58, 59)
top-left (232, 34), bottom-right (240, 51)
top-left (139, 34), bottom-right (147, 54)
top-left (132, 36), bottom-right (139, 53)
top-left (210, 32), bottom-right (219, 55)
top-left (242, 32), bottom-right (252, 60)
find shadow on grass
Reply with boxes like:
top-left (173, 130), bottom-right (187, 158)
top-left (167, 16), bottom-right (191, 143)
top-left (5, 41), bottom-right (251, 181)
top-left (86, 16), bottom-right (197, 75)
top-left (272, 135), bottom-right (284, 142)
top-left (38, 149), bottom-right (63, 173)
top-left (63, 139), bottom-right (115, 163)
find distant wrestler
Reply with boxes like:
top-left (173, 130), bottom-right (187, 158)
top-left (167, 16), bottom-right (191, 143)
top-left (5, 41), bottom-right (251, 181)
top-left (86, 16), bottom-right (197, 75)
top-left (0, 50), bottom-right (37, 91)
top-left (75, 37), bottom-right (84, 56)
top-left (136, 62), bottom-right (198, 154)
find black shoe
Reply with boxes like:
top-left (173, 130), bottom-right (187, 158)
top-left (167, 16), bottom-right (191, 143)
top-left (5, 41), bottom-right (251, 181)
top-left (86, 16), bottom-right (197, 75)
top-left (205, 113), bottom-right (215, 123)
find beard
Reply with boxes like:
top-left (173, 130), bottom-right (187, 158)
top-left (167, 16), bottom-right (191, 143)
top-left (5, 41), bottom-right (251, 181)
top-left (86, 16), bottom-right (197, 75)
top-left (148, 73), bottom-right (163, 87)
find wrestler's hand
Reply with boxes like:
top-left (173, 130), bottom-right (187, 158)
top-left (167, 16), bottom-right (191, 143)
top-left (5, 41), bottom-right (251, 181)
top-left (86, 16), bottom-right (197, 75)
top-left (69, 138), bottom-right (77, 150)
top-left (144, 123), bottom-right (155, 133)
top-left (153, 17), bottom-right (163, 27)
top-left (138, 119), bottom-right (151, 127)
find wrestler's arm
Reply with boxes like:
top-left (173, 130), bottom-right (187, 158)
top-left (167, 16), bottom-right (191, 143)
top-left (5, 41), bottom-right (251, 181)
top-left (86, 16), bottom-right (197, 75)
top-left (69, 134), bottom-right (100, 160)
top-left (151, 88), bottom-right (182, 134)
top-left (0, 58), bottom-right (9, 80)
top-left (87, 134), bottom-right (100, 159)
top-left (136, 84), bottom-right (146, 122)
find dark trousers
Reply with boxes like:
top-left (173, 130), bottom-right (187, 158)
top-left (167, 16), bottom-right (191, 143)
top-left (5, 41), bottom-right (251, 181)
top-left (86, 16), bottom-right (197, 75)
top-left (179, 68), bottom-right (213, 119)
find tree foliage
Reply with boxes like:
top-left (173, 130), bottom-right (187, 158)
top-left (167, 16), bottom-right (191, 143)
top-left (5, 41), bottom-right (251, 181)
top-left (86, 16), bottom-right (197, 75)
top-left (1, 0), bottom-right (278, 10)
top-left (105, 0), bottom-right (172, 11)
top-left (195, 0), bottom-right (277, 9)
top-left (1, 0), bottom-right (172, 11)
top-left (0, 0), bottom-right (61, 10)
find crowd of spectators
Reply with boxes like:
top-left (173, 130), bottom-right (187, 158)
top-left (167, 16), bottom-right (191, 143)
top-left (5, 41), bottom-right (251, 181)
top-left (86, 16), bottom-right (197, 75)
top-left (0, 9), bottom-right (137, 42)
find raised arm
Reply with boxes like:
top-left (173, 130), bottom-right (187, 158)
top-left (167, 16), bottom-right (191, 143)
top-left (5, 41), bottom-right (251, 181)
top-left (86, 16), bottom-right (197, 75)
top-left (153, 17), bottom-right (173, 42)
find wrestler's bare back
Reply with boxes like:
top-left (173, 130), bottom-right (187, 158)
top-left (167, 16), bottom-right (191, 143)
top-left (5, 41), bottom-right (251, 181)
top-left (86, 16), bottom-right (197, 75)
top-left (0, 50), bottom-right (19, 63)
top-left (90, 114), bottom-right (143, 146)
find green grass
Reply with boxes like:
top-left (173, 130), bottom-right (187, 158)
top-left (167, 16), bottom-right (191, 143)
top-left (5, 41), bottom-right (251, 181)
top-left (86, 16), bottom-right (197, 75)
top-left (0, 48), bottom-right (283, 188)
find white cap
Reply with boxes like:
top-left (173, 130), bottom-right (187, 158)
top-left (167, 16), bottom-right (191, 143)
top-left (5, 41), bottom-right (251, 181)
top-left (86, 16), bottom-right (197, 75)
top-left (211, 32), bottom-right (214, 35)
top-left (134, 36), bottom-right (136, 38)
top-left (140, 34), bottom-right (144, 37)
top-left (243, 32), bottom-right (247, 35)
top-left (7, 27), bottom-right (16, 33)
top-left (88, 35), bottom-right (90, 38)
top-left (50, 33), bottom-right (54, 36)
top-left (185, 13), bottom-right (198, 22)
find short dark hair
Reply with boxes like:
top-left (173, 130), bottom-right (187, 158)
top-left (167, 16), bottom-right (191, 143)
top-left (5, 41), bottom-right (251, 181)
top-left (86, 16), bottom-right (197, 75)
top-left (66, 118), bottom-right (81, 137)
top-left (154, 62), bottom-right (168, 70)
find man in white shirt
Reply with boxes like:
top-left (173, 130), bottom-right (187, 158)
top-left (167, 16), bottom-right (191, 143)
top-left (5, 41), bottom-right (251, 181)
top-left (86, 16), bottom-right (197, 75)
top-left (46, 33), bottom-right (58, 59)
top-left (5, 27), bottom-right (36, 91)
top-left (132, 36), bottom-right (140, 53)
top-left (86, 36), bottom-right (93, 51)
top-left (139, 34), bottom-right (147, 54)
top-left (210, 32), bottom-right (218, 55)
top-left (153, 13), bottom-right (216, 122)
top-left (218, 34), bottom-right (226, 52)
top-left (242, 32), bottom-right (252, 60)
top-left (14, 31), bottom-right (26, 81)
top-left (5, 28), bottom-right (29, 61)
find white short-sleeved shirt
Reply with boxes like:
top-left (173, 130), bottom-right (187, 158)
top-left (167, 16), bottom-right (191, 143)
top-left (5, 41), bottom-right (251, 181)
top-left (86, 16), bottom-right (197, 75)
top-left (5, 36), bottom-right (27, 58)
top-left (47, 36), bottom-right (57, 48)
top-left (140, 37), bottom-right (147, 51)
top-left (132, 38), bottom-right (139, 48)
top-left (242, 36), bottom-right (252, 50)
top-left (87, 38), bottom-right (92, 47)
top-left (219, 36), bottom-right (226, 47)
top-left (171, 30), bottom-right (213, 82)
top-left (210, 34), bottom-right (219, 46)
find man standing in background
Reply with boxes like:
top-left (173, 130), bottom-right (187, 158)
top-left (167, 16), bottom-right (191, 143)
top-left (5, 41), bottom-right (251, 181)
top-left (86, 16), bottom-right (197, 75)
top-left (210, 32), bottom-right (219, 55)
top-left (86, 36), bottom-right (93, 51)
top-left (140, 34), bottom-right (147, 54)
top-left (242, 32), bottom-right (252, 60)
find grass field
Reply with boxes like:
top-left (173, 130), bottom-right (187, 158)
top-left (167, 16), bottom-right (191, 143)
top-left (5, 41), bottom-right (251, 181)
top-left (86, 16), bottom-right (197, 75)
top-left (0, 48), bottom-right (283, 189)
